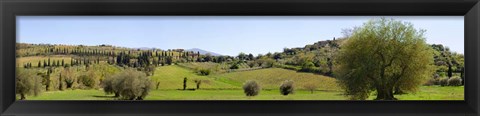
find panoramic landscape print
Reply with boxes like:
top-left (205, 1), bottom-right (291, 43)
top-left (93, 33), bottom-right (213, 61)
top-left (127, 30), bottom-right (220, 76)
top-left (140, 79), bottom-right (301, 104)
top-left (16, 16), bottom-right (464, 100)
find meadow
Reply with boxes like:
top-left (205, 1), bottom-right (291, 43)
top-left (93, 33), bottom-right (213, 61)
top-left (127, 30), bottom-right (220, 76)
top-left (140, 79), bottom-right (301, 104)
top-left (21, 64), bottom-right (464, 100)
top-left (26, 86), bottom-right (463, 100)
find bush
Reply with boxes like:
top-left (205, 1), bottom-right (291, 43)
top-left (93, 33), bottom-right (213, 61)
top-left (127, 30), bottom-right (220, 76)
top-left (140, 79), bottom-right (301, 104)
top-left (447, 76), bottom-right (462, 86)
top-left (61, 67), bottom-right (76, 89)
top-left (102, 68), bottom-right (152, 100)
top-left (423, 78), bottom-right (436, 86)
top-left (433, 77), bottom-right (441, 85)
top-left (439, 77), bottom-right (449, 86)
top-left (198, 69), bottom-right (211, 76)
top-left (279, 80), bottom-right (294, 95)
top-left (230, 63), bottom-right (240, 69)
top-left (299, 62), bottom-right (327, 74)
top-left (78, 74), bottom-right (96, 89)
top-left (16, 68), bottom-right (42, 100)
top-left (142, 65), bottom-right (156, 76)
top-left (243, 80), bottom-right (260, 96)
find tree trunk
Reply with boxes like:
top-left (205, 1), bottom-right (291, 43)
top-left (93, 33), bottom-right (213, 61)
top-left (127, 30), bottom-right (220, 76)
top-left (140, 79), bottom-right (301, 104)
top-left (114, 93), bottom-right (120, 97)
top-left (20, 93), bottom-right (26, 100)
top-left (311, 90), bottom-right (314, 94)
top-left (375, 86), bottom-right (397, 100)
top-left (394, 85), bottom-right (406, 95)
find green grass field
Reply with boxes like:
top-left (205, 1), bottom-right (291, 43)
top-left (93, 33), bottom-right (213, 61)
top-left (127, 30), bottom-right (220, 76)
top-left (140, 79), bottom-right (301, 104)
top-left (19, 63), bottom-right (464, 100)
top-left (26, 86), bottom-right (463, 100)
top-left (372, 86), bottom-right (464, 100)
top-left (150, 65), bottom-right (239, 90)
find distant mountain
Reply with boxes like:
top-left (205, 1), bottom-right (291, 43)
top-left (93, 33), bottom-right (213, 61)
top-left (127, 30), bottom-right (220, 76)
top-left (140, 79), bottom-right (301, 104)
top-left (186, 48), bottom-right (223, 56)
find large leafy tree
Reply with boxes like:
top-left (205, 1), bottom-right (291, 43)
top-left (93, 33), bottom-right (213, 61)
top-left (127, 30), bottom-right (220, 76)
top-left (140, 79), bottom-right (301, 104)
top-left (16, 68), bottom-right (43, 100)
top-left (335, 18), bottom-right (434, 100)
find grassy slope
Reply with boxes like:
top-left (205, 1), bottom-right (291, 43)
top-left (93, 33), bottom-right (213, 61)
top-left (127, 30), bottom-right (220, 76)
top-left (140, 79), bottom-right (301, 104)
top-left (150, 65), bottom-right (239, 90)
top-left (211, 68), bottom-right (341, 91)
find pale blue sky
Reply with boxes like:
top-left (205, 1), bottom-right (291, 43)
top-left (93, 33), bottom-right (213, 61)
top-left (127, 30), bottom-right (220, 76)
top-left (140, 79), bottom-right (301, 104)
top-left (17, 16), bottom-right (464, 56)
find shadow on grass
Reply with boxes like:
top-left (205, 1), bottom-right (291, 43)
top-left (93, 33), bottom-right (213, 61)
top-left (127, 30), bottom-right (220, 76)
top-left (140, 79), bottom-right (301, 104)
top-left (92, 95), bottom-right (116, 98)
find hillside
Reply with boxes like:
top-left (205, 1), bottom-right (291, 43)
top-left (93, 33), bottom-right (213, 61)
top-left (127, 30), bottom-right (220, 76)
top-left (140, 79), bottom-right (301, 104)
top-left (271, 39), bottom-right (464, 78)
top-left (150, 65), bottom-right (239, 90)
top-left (211, 68), bottom-right (341, 91)
top-left (150, 65), bottom-right (340, 91)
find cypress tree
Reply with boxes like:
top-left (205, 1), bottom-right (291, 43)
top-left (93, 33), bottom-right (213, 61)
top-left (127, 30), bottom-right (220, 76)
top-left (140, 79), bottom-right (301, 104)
top-left (448, 65), bottom-right (453, 78)
top-left (59, 73), bottom-right (63, 91)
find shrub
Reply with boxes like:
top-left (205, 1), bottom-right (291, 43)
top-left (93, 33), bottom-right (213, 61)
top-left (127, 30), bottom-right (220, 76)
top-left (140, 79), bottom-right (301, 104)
top-left (101, 68), bottom-right (152, 100)
top-left (423, 78), bottom-right (436, 86)
top-left (439, 77), bottom-right (449, 86)
top-left (433, 77), bottom-right (441, 85)
top-left (230, 63), bottom-right (240, 69)
top-left (61, 67), bottom-right (75, 89)
top-left (78, 74), bottom-right (96, 89)
top-left (198, 69), bottom-right (211, 76)
top-left (142, 65), bottom-right (156, 76)
top-left (300, 62), bottom-right (316, 72)
top-left (279, 80), bottom-right (294, 95)
top-left (16, 68), bottom-right (42, 100)
top-left (247, 61), bottom-right (257, 68)
top-left (447, 76), bottom-right (462, 86)
top-left (243, 80), bottom-right (260, 96)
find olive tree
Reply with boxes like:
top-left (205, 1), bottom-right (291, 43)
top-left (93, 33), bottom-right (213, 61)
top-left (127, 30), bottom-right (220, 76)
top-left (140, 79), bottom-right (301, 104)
top-left (279, 80), bottom-right (294, 95)
top-left (102, 68), bottom-right (152, 100)
top-left (243, 80), bottom-right (260, 96)
top-left (16, 68), bottom-right (42, 100)
top-left (335, 18), bottom-right (434, 100)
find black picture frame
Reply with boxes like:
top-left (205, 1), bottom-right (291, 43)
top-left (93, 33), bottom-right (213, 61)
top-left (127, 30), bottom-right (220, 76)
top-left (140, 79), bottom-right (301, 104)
top-left (1, 0), bottom-right (479, 116)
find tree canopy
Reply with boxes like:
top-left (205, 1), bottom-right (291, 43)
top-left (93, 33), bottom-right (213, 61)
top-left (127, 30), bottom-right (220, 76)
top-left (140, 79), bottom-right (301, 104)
top-left (335, 18), bottom-right (435, 100)
top-left (16, 68), bottom-right (43, 100)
